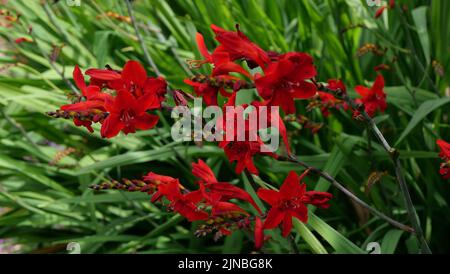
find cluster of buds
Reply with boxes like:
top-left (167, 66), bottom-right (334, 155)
top-left (195, 215), bottom-right (256, 241)
top-left (0, 8), bottom-right (20, 28)
top-left (90, 178), bottom-right (155, 193)
top-left (47, 109), bottom-right (107, 121)
top-left (356, 43), bottom-right (386, 57)
top-left (96, 11), bottom-right (131, 23)
top-left (188, 74), bottom-right (255, 90)
top-left (285, 114), bottom-right (323, 135)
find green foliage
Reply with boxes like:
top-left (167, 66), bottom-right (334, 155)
top-left (0, 0), bottom-right (448, 254)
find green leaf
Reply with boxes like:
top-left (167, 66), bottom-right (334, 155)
top-left (307, 213), bottom-right (365, 254)
top-left (381, 229), bottom-right (404, 254)
top-left (395, 97), bottom-right (450, 146)
top-left (293, 219), bottom-right (328, 254)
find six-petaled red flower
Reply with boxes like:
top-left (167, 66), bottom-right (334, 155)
top-left (255, 52), bottom-right (317, 114)
top-left (257, 171), bottom-right (332, 236)
top-left (354, 74), bottom-right (387, 117)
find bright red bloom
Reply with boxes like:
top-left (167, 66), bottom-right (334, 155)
top-left (354, 74), bottom-right (387, 117)
top-left (255, 52), bottom-right (317, 114)
top-left (188, 32), bottom-right (252, 106)
top-left (437, 139), bottom-right (450, 160)
top-left (153, 181), bottom-right (208, 221)
top-left (100, 89), bottom-right (160, 138)
top-left (86, 60), bottom-right (167, 105)
top-left (210, 24), bottom-right (271, 69)
top-left (60, 66), bottom-right (113, 132)
top-left (217, 94), bottom-right (279, 175)
top-left (437, 139), bottom-right (450, 179)
top-left (257, 171), bottom-right (332, 236)
top-left (192, 160), bottom-right (262, 214)
top-left (327, 79), bottom-right (347, 94)
top-left (220, 136), bottom-right (276, 175)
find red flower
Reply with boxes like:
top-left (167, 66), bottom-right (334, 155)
top-left (192, 160), bottom-right (262, 214)
top-left (255, 52), bottom-right (317, 114)
top-left (220, 138), bottom-right (275, 175)
top-left (437, 139), bottom-right (450, 179)
top-left (257, 171), bottom-right (332, 236)
top-left (354, 74), bottom-right (387, 117)
top-left (60, 66), bottom-right (113, 132)
top-left (327, 79), bottom-right (347, 94)
top-left (86, 60), bottom-right (167, 105)
top-left (210, 24), bottom-right (270, 69)
top-left (217, 94), bottom-right (279, 175)
top-left (100, 89), bottom-right (160, 138)
top-left (153, 181), bottom-right (208, 221)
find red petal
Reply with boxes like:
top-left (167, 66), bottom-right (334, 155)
top-left (254, 217), bottom-right (264, 250)
top-left (121, 60), bottom-right (147, 88)
top-left (290, 203), bottom-right (308, 223)
top-left (108, 90), bottom-right (136, 113)
top-left (135, 91), bottom-right (160, 113)
top-left (133, 113), bottom-right (159, 130)
top-left (279, 171), bottom-right (304, 198)
top-left (354, 85), bottom-right (371, 98)
top-left (263, 207), bottom-right (285, 229)
top-left (281, 213), bottom-right (293, 237)
top-left (60, 100), bottom-right (104, 112)
top-left (192, 159), bottom-right (218, 183)
top-left (73, 65), bottom-right (87, 93)
top-left (195, 33), bottom-right (212, 61)
top-left (86, 68), bottom-right (121, 80)
top-left (291, 81), bottom-right (317, 99)
top-left (212, 62), bottom-right (251, 79)
top-left (100, 114), bottom-right (124, 138)
top-left (256, 188), bottom-right (279, 207)
top-left (211, 201), bottom-right (248, 216)
top-left (372, 74), bottom-right (385, 96)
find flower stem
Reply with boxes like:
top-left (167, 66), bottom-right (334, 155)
top-left (318, 84), bottom-right (431, 254)
top-left (125, 0), bottom-right (161, 77)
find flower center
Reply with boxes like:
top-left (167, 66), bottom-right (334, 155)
top-left (120, 109), bottom-right (135, 125)
top-left (278, 197), bottom-right (300, 210)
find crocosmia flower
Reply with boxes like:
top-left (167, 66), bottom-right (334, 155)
top-left (100, 89), bottom-right (160, 138)
top-left (257, 171), bottom-right (332, 236)
top-left (255, 52), bottom-right (317, 114)
top-left (354, 74), bottom-right (387, 117)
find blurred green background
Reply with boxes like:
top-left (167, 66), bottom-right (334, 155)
top-left (0, 0), bottom-right (449, 254)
